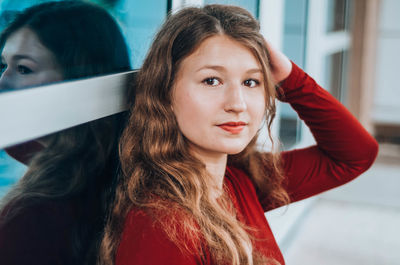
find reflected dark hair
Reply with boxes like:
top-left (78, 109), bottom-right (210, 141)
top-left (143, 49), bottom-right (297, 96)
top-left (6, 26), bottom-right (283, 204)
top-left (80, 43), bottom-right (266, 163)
top-left (0, 0), bottom-right (130, 79)
top-left (0, 1), bottom-right (131, 265)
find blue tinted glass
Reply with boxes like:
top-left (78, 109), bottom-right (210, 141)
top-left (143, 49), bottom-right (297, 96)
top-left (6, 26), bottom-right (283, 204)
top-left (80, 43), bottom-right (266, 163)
top-left (0, 0), bottom-right (168, 197)
top-left (112, 0), bottom-right (168, 68)
top-left (0, 0), bottom-right (61, 30)
top-left (0, 150), bottom-right (26, 197)
top-left (279, 0), bottom-right (308, 149)
top-left (1, 0), bottom-right (168, 69)
top-left (283, 0), bottom-right (307, 67)
top-left (326, 0), bottom-right (349, 32)
top-left (204, 0), bottom-right (258, 18)
top-left (0, 0), bottom-right (57, 197)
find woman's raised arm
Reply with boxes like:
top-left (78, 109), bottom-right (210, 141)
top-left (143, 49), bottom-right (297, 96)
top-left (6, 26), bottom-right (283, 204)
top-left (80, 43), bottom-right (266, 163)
top-left (261, 43), bottom-right (378, 208)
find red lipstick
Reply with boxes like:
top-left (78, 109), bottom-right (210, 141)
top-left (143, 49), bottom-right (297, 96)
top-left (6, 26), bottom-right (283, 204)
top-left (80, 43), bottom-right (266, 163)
top-left (218, 122), bottom-right (246, 134)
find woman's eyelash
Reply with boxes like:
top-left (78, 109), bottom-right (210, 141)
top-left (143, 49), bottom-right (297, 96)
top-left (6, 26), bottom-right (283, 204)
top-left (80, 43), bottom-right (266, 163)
top-left (201, 77), bottom-right (260, 87)
top-left (17, 65), bottom-right (33, 74)
top-left (202, 77), bottom-right (221, 86)
top-left (244, 79), bottom-right (260, 87)
top-left (0, 63), bottom-right (7, 73)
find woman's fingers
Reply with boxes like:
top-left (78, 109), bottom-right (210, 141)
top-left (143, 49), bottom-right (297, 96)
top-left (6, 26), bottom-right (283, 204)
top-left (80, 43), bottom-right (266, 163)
top-left (265, 40), bottom-right (292, 84)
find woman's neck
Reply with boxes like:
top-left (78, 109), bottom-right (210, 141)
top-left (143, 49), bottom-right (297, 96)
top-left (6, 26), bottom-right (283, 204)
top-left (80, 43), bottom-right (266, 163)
top-left (203, 155), bottom-right (227, 190)
top-left (189, 146), bottom-right (228, 191)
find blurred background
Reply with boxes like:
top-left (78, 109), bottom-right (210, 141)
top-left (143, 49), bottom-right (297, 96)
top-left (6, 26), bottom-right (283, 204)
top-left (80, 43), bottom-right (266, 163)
top-left (1, 0), bottom-right (399, 264)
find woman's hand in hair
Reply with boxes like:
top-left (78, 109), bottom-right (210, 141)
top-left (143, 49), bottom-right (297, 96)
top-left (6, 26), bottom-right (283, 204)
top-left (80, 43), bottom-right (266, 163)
top-left (265, 40), bottom-right (292, 84)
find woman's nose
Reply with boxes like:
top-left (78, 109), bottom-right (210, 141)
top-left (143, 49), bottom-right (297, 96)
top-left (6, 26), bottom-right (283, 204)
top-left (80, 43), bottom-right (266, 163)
top-left (224, 84), bottom-right (247, 113)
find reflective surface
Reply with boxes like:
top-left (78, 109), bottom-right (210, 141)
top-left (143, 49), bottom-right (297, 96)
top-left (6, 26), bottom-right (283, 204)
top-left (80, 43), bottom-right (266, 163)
top-left (204, 0), bottom-right (258, 17)
top-left (0, 27), bottom-right (63, 90)
top-left (324, 50), bottom-right (349, 101)
top-left (326, 0), bottom-right (351, 32)
top-left (0, 0), bottom-right (167, 93)
top-left (279, 0), bottom-right (308, 149)
top-left (0, 0), bottom-right (140, 196)
top-left (0, 150), bottom-right (26, 197)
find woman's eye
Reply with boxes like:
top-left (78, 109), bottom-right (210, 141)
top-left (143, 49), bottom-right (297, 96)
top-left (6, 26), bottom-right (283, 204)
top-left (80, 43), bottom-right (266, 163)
top-left (203, 77), bottom-right (221, 86)
top-left (17, 65), bottom-right (33, 74)
top-left (0, 63), bottom-right (7, 74)
top-left (244, 79), bottom-right (259, 88)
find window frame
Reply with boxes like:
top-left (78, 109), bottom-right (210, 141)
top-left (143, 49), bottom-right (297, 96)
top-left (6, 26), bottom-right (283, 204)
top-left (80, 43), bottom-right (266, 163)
top-left (0, 71), bottom-right (136, 149)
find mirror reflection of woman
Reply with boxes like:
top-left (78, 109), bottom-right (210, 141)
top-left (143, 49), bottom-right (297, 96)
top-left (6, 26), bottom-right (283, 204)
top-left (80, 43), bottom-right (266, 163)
top-left (0, 27), bottom-right (62, 90)
top-left (0, 1), bottom-right (131, 265)
top-left (99, 5), bottom-right (378, 265)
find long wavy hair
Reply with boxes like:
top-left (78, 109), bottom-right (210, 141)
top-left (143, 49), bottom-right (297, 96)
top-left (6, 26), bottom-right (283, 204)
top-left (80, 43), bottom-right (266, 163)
top-left (0, 1), bottom-right (130, 264)
top-left (100, 5), bottom-right (289, 265)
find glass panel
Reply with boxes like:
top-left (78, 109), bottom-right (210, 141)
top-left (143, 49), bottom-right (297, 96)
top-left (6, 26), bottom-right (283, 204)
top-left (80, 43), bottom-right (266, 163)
top-left (112, 0), bottom-right (168, 68)
top-left (0, 109), bottom-right (125, 264)
top-left (0, 0), bottom-right (167, 93)
top-left (0, 0), bottom-right (167, 197)
top-left (279, 0), bottom-right (308, 149)
top-left (0, 109), bottom-right (124, 197)
top-left (326, 0), bottom-right (351, 32)
top-left (0, 0), bottom-right (132, 93)
top-left (203, 0), bottom-right (258, 18)
top-left (324, 50), bottom-right (349, 102)
top-left (0, 150), bottom-right (26, 197)
top-left (279, 107), bottom-right (302, 149)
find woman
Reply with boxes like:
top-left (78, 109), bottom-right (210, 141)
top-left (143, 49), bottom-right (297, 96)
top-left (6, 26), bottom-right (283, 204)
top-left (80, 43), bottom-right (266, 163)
top-left (100, 4), bottom-right (378, 265)
top-left (0, 1), bottom-right (131, 265)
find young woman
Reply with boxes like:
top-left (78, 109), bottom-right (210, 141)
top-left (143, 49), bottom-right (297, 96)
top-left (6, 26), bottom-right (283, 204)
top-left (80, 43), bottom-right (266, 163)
top-left (100, 4), bottom-right (378, 265)
top-left (0, 1), bottom-right (131, 265)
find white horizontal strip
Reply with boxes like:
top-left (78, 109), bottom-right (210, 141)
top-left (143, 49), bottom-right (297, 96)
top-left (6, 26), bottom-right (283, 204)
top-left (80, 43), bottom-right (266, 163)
top-left (0, 71), bottom-right (137, 149)
top-left (372, 105), bottom-right (400, 125)
top-left (319, 31), bottom-right (351, 54)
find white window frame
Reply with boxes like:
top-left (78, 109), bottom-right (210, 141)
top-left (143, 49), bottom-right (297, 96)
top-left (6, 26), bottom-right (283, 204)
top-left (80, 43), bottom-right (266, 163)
top-left (0, 71), bottom-right (136, 149)
top-left (300, 0), bottom-right (351, 147)
top-left (265, 0), bottom-right (352, 253)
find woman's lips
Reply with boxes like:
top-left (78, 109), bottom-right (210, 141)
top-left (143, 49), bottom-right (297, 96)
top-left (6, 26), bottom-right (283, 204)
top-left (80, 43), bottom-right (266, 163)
top-left (217, 122), bottom-right (246, 134)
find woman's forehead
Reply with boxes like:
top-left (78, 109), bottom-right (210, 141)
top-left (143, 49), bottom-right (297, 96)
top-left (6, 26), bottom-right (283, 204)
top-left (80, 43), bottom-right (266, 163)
top-left (2, 27), bottom-right (55, 64)
top-left (178, 35), bottom-right (262, 73)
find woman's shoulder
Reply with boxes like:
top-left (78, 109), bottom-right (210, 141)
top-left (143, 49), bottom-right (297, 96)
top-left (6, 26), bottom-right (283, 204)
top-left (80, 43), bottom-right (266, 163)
top-left (226, 163), bottom-right (260, 189)
top-left (122, 207), bottom-right (155, 232)
top-left (122, 204), bottom-right (197, 240)
top-left (117, 205), bottom-right (206, 265)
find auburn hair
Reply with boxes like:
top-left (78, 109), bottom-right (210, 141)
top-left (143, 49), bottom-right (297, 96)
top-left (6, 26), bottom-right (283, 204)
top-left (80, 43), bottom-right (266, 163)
top-left (99, 5), bottom-right (289, 265)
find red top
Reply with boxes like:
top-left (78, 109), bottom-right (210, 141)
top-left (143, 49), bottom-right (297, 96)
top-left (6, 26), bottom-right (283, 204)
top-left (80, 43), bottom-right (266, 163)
top-left (115, 62), bottom-right (379, 265)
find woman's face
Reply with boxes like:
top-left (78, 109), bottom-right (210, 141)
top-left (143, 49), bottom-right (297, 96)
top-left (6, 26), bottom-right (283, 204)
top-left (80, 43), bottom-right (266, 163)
top-left (172, 35), bottom-right (266, 160)
top-left (0, 27), bottom-right (63, 90)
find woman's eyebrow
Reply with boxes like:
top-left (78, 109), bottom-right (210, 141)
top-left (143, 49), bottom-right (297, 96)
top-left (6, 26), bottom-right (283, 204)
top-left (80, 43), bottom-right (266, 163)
top-left (195, 65), bottom-right (262, 74)
top-left (11, 54), bottom-right (38, 63)
top-left (246, 68), bottom-right (262, 74)
top-left (195, 65), bottom-right (226, 72)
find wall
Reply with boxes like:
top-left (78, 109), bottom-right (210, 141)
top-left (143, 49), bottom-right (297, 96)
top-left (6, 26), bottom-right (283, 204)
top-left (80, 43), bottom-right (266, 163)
top-left (373, 0), bottom-right (400, 136)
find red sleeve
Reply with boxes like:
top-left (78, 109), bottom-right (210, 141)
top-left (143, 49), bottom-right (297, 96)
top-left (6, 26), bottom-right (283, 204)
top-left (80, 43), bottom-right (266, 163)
top-left (116, 210), bottom-right (204, 265)
top-left (277, 62), bottom-right (378, 203)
